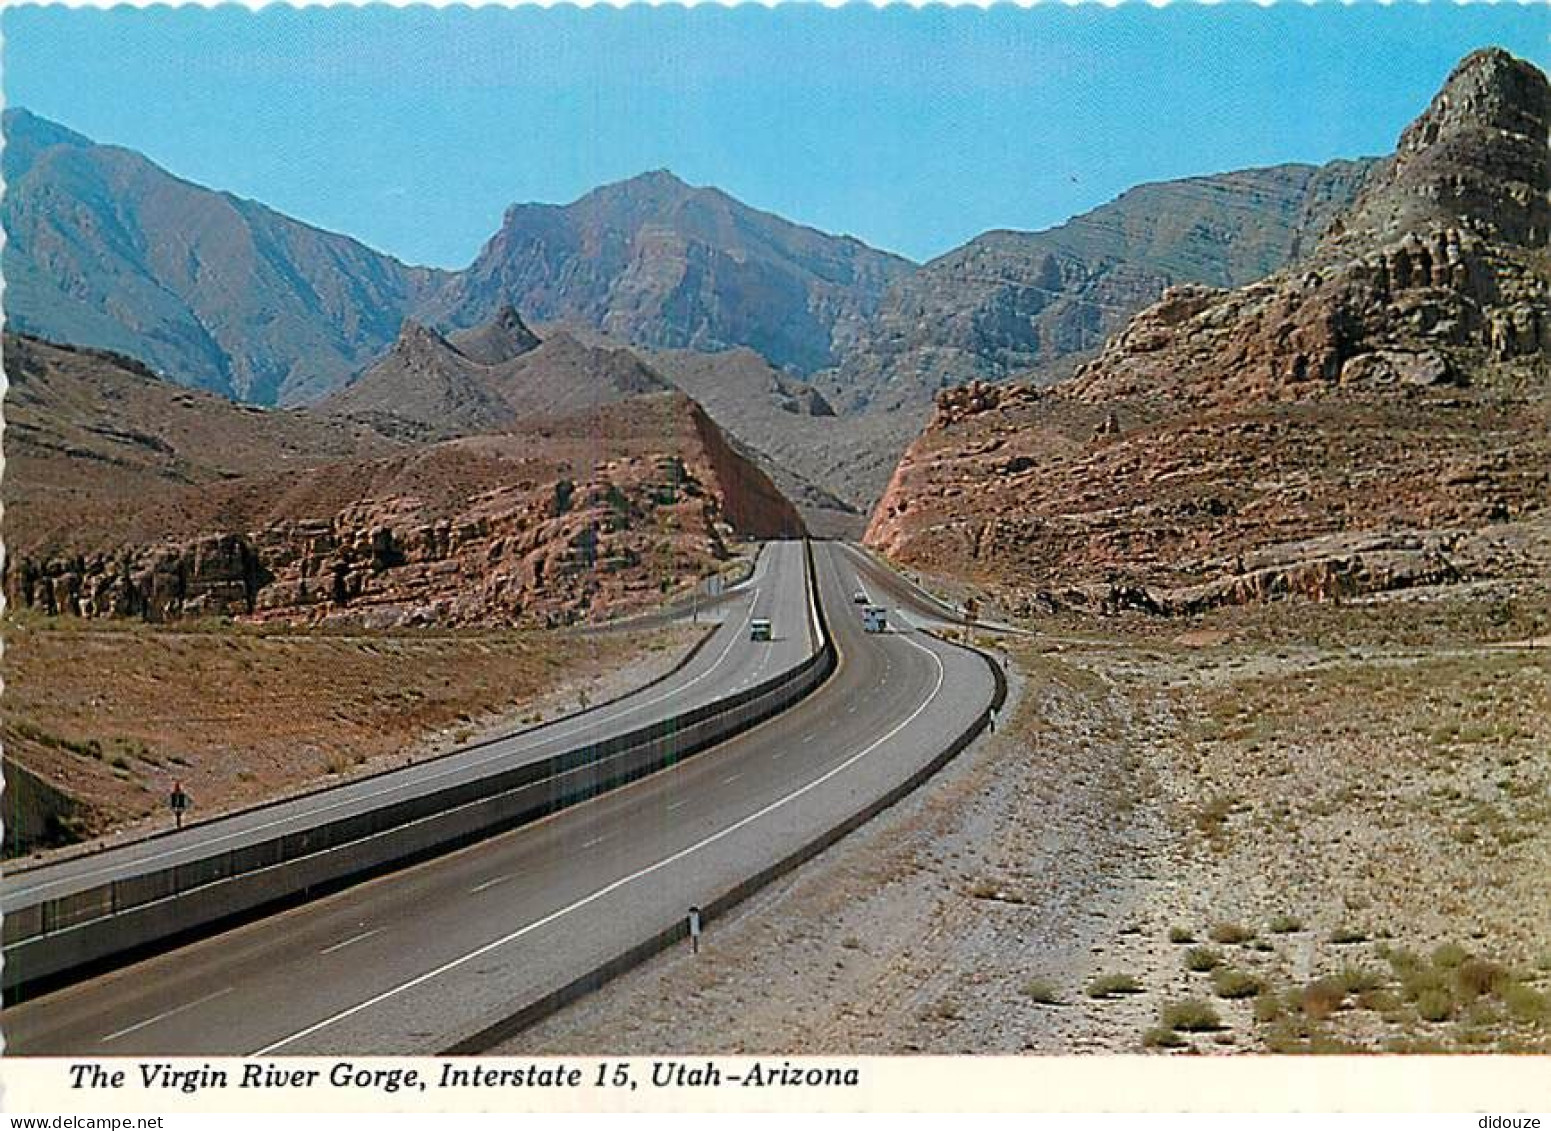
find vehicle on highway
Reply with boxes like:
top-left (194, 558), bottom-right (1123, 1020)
top-left (852, 590), bottom-right (867, 604)
top-left (862, 605), bottom-right (887, 633)
top-left (749, 617), bottom-right (772, 641)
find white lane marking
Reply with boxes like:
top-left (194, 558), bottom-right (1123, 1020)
top-left (468, 876), bottom-right (511, 894)
top-left (8, 548), bottom-right (802, 904)
top-left (721, 773), bottom-right (743, 785)
top-left (582, 834), bottom-right (609, 849)
top-left (801, 734), bottom-right (816, 745)
top-left (666, 799), bottom-right (689, 812)
top-left (101, 987), bottom-right (234, 1044)
top-left (319, 927), bottom-right (382, 954)
top-left (252, 617), bottom-right (950, 1056)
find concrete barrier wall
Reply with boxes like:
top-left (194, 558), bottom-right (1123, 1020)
top-left (3, 543), bottom-right (835, 995)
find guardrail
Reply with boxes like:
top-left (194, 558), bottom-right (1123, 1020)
top-left (2, 541), bottom-right (836, 997)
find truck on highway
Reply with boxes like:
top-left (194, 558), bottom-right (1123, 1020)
top-left (862, 605), bottom-right (887, 634)
top-left (750, 617), bottom-right (772, 641)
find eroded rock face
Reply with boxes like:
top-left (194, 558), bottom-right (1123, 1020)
top-left (6, 394), bottom-right (805, 628)
top-left (866, 49), bottom-right (1551, 615)
top-left (8, 534), bottom-right (268, 622)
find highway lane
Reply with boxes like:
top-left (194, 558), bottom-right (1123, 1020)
top-left (5, 542), bottom-right (996, 1054)
top-left (838, 541), bottom-right (1028, 634)
top-left (1, 539), bottom-right (814, 914)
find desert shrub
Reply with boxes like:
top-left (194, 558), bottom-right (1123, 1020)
top-left (1357, 987), bottom-right (1402, 1014)
top-left (1416, 988), bottom-right (1455, 1022)
top-left (1212, 968), bottom-right (1262, 1000)
top-left (1143, 1027), bottom-right (1187, 1049)
top-left (1161, 998), bottom-right (1223, 1032)
top-left (1301, 978), bottom-right (1348, 1020)
top-left (1329, 927), bottom-right (1368, 945)
top-left (1253, 994), bottom-right (1284, 1023)
top-left (1431, 942), bottom-right (1470, 969)
top-left (1209, 923), bottom-right (1254, 945)
top-left (1023, 980), bottom-right (1061, 1005)
top-left (1337, 966), bottom-right (1385, 995)
top-left (1086, 974), bottom-right (1143, 999)
top-left (1168, 927), bottom-right (1195, 944)
top-left (1399, 964), bottom-right (1452, 1004)
top-left (1184, 947), bottom-right (1223, 973)
top-left (1501, 983), bottom-right (1548, 1025)
top-left (1454, 958), bottom-right (1512, 1001)
top-left (1268, 914), bottom-right (1303, 934)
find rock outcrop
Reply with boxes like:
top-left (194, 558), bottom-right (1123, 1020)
top-left (7, 393), bottom-right (803, 628)
top-left (5, 334), bottom-right (805, 628)
top-left (867, 49), bottom-right (1551, 615)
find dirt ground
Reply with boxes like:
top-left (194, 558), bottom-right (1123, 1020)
top-left (2, 615), bottom-right (703, 863)
top-left (512, 587), bottom-right (1550, 1055)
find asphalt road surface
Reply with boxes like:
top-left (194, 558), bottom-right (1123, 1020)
top-left (1, 540), bottom-right (815, 918)
top-left (5, 541), bottom-right (996, 1054)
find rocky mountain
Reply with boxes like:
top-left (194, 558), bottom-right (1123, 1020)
top-left (824, 160), bottom-right (1376, 413)
top-left (4, 333), bottom-right (804, 628)
top-left (644, 346), bottom-right (917, 538)
top-left (427, 169), bottom-right (915, 375)
top-left (2, 114), bottom-right (913, 401)
top-left (1, 333), bottom-right (396, 557)
top-left (320, 308), bottom-right (673, 442)
top-left (866, 48), bottom-right (1550, 618)
top-left (446, 303), bottom-right (543, 364)
top-left (0, 109), bottom-right (449, 406)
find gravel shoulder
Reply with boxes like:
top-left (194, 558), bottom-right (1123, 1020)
top-left (510, 595), bottom-right (1551, 1055)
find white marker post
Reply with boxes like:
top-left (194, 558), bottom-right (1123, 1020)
top-left (688, 905), bottom-right (703, 955)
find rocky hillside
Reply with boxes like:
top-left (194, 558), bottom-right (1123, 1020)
top-left (867, 48), bottom-right (1550, 617)
top-left (650, 346), bottom-right (929, 538)
top-left (0, 110), bottom-right (449, 406)
top-left (427, 170), bottom-right (914, 375)
top-left (4, 336), bottom-right (804, 628)
top-left (319, 305), bottom-right (674, 442)
top-left (824, 160), bottom-right (1375, 413)
top-left (1, 333), bottom-right (396, 556)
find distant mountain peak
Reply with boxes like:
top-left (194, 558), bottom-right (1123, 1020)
top-left (392, 319), bottom-right (460, 357)
top-left (1330, 45), bottom-right (1550, 251)
top-left (625, 168), bottom-right (690, 189)
top-left (3, 107), bottom-right (93, 145)
top-left (447, 304), bottom-right (541, 365)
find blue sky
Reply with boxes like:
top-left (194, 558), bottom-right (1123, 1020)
top-left (4, 4), bottom-right (1545, 268)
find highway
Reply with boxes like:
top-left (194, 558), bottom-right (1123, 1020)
top-left (0, 541), bottom-right (814, 917)
top-left (837, 541), bottom-right (1030, 635)
top-left (4, 542), bottom-right (998, 1055)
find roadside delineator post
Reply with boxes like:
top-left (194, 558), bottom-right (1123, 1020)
top-left (688, 905), bottom-right (702, 955)
top-left (170, 781), bottom-right (191, 830)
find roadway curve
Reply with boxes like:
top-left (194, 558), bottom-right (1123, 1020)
top-left (5, 542), bottom-right (998, 1054)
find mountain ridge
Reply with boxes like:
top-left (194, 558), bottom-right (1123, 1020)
top-left (822, 158), bottom-right (1378, 412)
top-left (865, 47), bottom-right (1550, 618)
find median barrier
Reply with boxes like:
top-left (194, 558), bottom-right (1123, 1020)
top-left (2, 542), bottom-right (835, 997)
